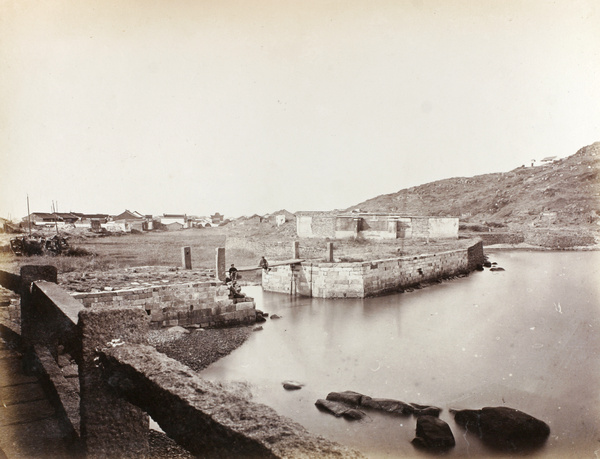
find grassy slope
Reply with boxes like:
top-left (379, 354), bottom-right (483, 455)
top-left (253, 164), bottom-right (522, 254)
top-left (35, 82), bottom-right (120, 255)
top-left (348, 142), bottom-right (600, 231)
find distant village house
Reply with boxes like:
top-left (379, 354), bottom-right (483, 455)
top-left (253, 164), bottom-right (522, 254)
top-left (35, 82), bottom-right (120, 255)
top-left (159, 214), bottom-right (190, 231)
top-left (211, 213), bottom-right (224, 225)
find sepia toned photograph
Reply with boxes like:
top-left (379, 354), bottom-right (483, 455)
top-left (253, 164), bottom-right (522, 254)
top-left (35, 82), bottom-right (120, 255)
top-left (1, 1), bottom-right (599, 457)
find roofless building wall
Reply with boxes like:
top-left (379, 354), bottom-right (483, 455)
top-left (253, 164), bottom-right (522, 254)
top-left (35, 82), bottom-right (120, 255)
top-left (296, 213), bottom-right (459, 240)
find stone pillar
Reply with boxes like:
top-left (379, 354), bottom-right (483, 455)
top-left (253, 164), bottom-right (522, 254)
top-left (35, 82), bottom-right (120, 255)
top-left (20, 265), bottom-right (57, 285)
top-left (20, 265), bottom-right (58, 342)
top-left (327, 242), bottom-right (334, 262)
top-left (181, 246), bottom-right (192, 269)
top-left (292, 241), bottom-right (300, 259)
top-left (78, 307), bottom-right (149, 458)
top-left (216, 247), bottom-right (226, 281)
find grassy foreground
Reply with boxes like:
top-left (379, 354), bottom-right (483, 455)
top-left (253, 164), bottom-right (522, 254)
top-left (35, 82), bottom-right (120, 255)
top-left (0, 227), bottom-right (259, 276)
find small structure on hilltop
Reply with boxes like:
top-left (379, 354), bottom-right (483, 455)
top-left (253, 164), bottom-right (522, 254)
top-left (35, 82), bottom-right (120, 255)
top-left (296, 212), bottom-right (459, 240)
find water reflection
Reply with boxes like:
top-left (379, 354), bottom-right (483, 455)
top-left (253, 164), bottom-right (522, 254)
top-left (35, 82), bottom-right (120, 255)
top-left (202, 251), bottom-right (600, 458)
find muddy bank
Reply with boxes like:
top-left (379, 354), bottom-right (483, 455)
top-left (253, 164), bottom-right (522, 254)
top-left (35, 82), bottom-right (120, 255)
top-left (149, 325), bottom-right (253, 373)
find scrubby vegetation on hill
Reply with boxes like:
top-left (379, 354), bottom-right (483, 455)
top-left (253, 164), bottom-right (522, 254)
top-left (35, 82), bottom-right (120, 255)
top-left (348, 142), bottom-right (600, 231)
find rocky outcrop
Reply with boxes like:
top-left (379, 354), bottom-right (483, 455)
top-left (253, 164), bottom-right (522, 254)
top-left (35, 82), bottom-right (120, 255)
top-left (322, 391), bottom-right (440, 417)
top-left (315, 399), bottom-right (366, 421)
top-left (451, 406), bottom-right (550, 451)
top-left (411, 415), bottom-right (455, 451)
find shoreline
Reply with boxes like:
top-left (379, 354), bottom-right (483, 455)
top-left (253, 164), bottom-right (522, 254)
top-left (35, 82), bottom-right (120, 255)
top-left (483, 242), bottom-right (600, 251)
top-left (149, 325), bottom-right (254, 373)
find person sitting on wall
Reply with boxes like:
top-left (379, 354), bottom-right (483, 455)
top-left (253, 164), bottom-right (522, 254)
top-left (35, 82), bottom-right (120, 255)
top-left (259, 256), bottom-right (271, 272)
top-left (228, 264), bottom-right (238, 281)
top-left (229, 281), bottom-right (246, 299)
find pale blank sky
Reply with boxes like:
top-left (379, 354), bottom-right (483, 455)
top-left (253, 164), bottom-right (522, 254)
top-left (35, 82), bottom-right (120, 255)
top-left (1, 0), bottom-right (599, 219)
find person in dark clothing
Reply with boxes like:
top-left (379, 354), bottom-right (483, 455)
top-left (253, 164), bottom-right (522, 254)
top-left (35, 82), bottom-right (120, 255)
top-left (259, 256), bottom-right (271, 272)
top-left (228, 264), bottom-right (238, 281)
top-left (229, 281), bottom-right (245, 298)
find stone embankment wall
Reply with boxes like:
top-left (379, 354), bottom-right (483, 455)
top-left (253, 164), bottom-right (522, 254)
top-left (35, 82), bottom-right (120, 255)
top-left (463, 232), bottom-right (526, 246)
top-left (464, 230), bottom-right (597, 248)
top-left (262, 241), bottom-right (484, 298)
top-left (71, 281), bottom-right (255, 329)
top-left (523, 230), bottom-right (597, 248)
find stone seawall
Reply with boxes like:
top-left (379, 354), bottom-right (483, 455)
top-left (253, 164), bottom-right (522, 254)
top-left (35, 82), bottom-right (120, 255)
top-left (463, 230), bottom-right (597, 248)
top-left (71, 281), bottom-right (256, 329)
top-left (262, 241), bottom-right (484, 298)
top-left (465, 232), bottom-right (526, 246)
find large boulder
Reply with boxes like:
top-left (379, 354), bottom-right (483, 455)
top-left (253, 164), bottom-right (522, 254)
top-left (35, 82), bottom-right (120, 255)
top-left (451, 406), bottom-right (550, 451)
top-left (410, 402), bottom-right (442, 417)
top-left (326, 391), bottom-right (364, 406)
top-left (411, 415), bottom-right (455, 450)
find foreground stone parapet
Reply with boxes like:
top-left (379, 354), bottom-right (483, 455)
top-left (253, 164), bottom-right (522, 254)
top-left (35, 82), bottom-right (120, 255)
top-left (79, 307), bottom-right (150, 458)
top-left (451, 406), bottom-right (550, 452)
top-left (101, 344), bottom-right (364, 458)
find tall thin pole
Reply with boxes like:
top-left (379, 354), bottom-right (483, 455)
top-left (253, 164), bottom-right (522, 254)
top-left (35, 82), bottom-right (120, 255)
top-left (52, 201), bottom-right (59, 235)
top-left (27, 194), bottom-right (31, 235)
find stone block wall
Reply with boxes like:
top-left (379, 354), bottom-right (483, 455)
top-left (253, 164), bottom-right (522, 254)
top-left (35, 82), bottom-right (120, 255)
top-left (296, 214), bottom-right (337, 238)
top-left (361, 250), bottom-right (470, 296)
top-left (0, 292), bottom-right (20, 330)
top-left (71, 281), bottom-right (256, 329)
top-left (297, 214), bottom-right (459, 240)
top-left (226, 237), bottom-right (291, 259)
top-left (523, 230), bottom-right (596, 248)
top-left (464, 232), bottom-right (526, 246)
top-left (262, 241), bottom-right (484, 298)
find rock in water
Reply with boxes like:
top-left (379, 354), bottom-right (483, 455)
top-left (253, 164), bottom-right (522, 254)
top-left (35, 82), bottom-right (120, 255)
top-left (410, 402), bottom-right (442, 417)
top-left (282, 381), bottom-right (304, 390)
top-left (360, 397), bottom-right (413, 416)
top-left (315, 399), bottom-right (366, 421)
top-left (411, 415), bottom-right (455, 450)
top-left (326, 391), bottom-right (364, 406)
top-left (451, 406), bottom-right (550, 451)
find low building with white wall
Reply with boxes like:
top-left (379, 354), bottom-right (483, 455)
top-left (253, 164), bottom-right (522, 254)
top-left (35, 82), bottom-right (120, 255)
top-left (296, 212), bottom-right (459, 240)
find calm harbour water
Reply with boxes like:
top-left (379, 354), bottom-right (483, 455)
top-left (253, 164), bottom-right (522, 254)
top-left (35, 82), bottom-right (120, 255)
top-left (201, 251), bottom-right (600, 458)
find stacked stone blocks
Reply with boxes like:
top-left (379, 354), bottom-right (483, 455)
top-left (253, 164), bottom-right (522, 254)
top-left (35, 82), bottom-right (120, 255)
top-left (263, 242), bottom-right (484, 298)
top-left (71, 281), bottom-right (256, 329)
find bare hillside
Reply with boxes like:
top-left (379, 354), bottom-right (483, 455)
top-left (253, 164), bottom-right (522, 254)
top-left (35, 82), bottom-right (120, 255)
top-left (348, 142), bottom-right (600, 231)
